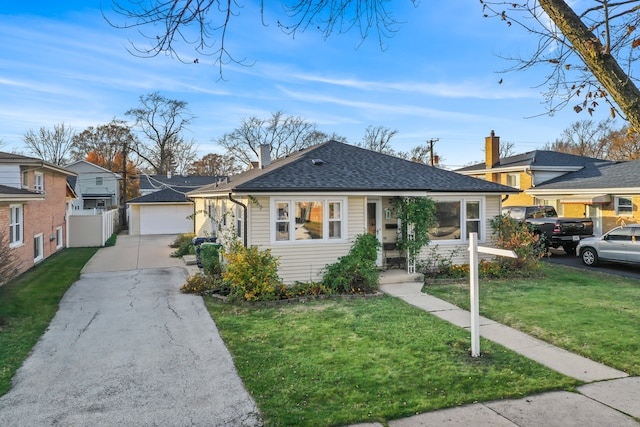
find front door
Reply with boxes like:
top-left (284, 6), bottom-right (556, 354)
top-left (367, 199), bottom-right (383, 266)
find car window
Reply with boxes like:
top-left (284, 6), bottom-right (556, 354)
top-left (607, 228), bottom-right (633, 241)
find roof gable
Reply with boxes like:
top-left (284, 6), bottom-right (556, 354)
top-left (189, 140), bottom-right (517, 195)
top-left (127, 187), bottom-right (191, 203)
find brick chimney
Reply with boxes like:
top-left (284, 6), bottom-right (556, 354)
top-left (485, 130), bottom-right (500, 182)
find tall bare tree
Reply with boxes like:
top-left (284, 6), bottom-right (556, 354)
top-left (109, 1), bottom-right (640, 130)
top-left (606, 126), bottom-right (640, 160)
top-left (23, 123), bottom-right (75, 165)
top-left (357, 125), bottom-right (398, 155)
top-left (544, 119), bottom-right (614, 158)
top-left (216, 111), bottom-right (338, 168)
top-left (71, 119), bottom-right (139, 168)
top-left (125, 92), bottom-right (197, 175)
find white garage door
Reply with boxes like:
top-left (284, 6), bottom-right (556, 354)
top-left (139, 204), bottom-right (194, 235)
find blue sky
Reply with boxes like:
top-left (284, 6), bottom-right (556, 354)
top-left (0, 1), bottom-right (617, 169)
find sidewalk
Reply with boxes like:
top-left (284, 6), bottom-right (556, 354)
top-left (353, 280), bottom-right (639, 426)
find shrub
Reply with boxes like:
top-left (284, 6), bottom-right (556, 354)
top-left (417, 246), bottom-right (467, 279)
top-left (200, 243), bottom-right (222, 276)
top-left (275, 282), bottom-right (333, 299)
top-left (104, 232), bottom-right (117, 247)
top-left (490, 214), bottom-right (545, 276)
top-left (323, 233), bottom-right (380, 294)
top-left (170, 233), bottom-right (196, 257)
top-left (181, 273), bottom-right (227, 296)
top-left (222, 243), bottom-right (282, 302)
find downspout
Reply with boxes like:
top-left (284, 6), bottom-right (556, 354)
top-left (228, 193), bottom-right (248, 247)
top-left (524, 167), bottom-right (535, 187)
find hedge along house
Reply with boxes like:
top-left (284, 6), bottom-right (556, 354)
top-left (187, 140), bottom-right (518, 284)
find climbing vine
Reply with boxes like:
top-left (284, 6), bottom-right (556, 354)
top-left (393, 196), bottom-right (438, 262)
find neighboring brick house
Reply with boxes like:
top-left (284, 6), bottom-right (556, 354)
top-left (0, 152), bottom-right (76, 282)
top-left (455, 131), bottom-right (636, 236)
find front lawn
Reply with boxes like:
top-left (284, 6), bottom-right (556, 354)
top-left (425, 263), bottom-right (640, 375)
top-left (205, 296), bottom-right (577, 426)
top-left (0, 248), bottom-right (98, 396)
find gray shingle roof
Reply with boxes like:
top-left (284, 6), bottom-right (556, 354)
top-left (127, 187), bottom-right (191, 203)
top-left (189, 140), bottom-right (517, 195)
top-left (139, 174), bottom-right (222, 191)
top-left (456, 150), bottom-right (609, 172)
top-left (0, 184), bottom-right (39, 196)
top-left (532, 160), bottom-right (640, 190)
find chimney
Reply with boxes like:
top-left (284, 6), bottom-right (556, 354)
top-left (485, 130), bottom-right (500, 182)
top-left (258, 144), bottom-right (271, 169)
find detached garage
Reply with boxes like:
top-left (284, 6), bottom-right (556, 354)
top-left (127, 188), bottom-right (194, 235)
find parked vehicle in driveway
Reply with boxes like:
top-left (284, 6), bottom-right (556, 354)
top-left (501, 205), bottom-right (594, 255)
top-left (577, 224), bottom-right (640, 266)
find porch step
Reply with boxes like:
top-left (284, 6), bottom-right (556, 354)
top-left (379, 269), bottom-right (424, 285)
top-left (183, 255), bottom-right (198, 266)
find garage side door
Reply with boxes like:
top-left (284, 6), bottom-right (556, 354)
top-left (139, 204), bottom-right (194, 235)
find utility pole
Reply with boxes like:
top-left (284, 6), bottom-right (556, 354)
top-left (427, 138), bottom-right (439, 166)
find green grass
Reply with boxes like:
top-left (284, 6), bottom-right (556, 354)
top-left (425, 263), bottom-right (640, 375)
top-left (205, 296), bottom-right (577, 426)
top-left (0, 247), bottom-right (98, 396)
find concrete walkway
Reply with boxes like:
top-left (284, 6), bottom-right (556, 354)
top-left (0, 234), bottom-right (262, 427)
top-left (354, 279), bottom-right (640, 426)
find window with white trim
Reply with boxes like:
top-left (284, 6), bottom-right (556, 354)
top-left (9, 205), bottom-right (23, 247)
top-left (272, 198), bottom-right (346, 243)
top-left (506, 173), bottom-right (520, 188)
top-left (236, 205), bottom-right (243, 238)
top-left (34, 233), bottom-right (44, 263)
top-left (34, 172), bottom-right (44, 193)
top-left (56, 226), bottom-right (64, 249)
top-left (428, 198), bottom-right (484, 242)
top-left (615, 196), bottom-right (633, 216)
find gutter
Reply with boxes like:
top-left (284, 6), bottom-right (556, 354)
top-left (228, 193), bottom-right (248, 247)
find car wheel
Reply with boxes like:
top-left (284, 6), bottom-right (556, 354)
top-left (581, 247), bottom-right (598, 266)
top-left (563, 244), bottom-right (577, 256)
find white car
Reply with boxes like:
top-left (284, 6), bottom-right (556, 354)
top-left (576, 224), bottom-right (640, 266)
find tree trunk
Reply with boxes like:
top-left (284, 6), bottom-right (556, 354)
top-left (539, 0), bottom-right (640, 131)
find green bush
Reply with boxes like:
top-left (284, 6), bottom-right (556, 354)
top-left (104, 232), bottom-right (117, 247)
top-left (170, 233), bottom-right (196, 257)
top-left (323, 233), bottom-right (380, 294)
top-left (222, 243), bottom-right (282, 302)
top-left (200, 243), bottom-right (222, 276)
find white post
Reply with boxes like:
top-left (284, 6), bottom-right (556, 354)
top-left (469, 232), bottom-right (481, 357)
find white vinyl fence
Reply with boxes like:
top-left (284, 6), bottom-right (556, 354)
top-left (68, 209), bottom-right (119, 247)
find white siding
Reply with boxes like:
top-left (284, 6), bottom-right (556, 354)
top-left (249, 195), bottom-right (366, 284)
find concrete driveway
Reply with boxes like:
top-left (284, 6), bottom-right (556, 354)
top-left (0, 235), bottom-right (262, 426)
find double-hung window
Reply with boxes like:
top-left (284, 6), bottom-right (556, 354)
top-left (34, 172), bottom-right (44, 193)
top-left (615, 196), bottom-right (633, 216)
top-left (9, 205), bottom-right (23, 247)
top-left (273, 198), bottom-right (345, 243)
